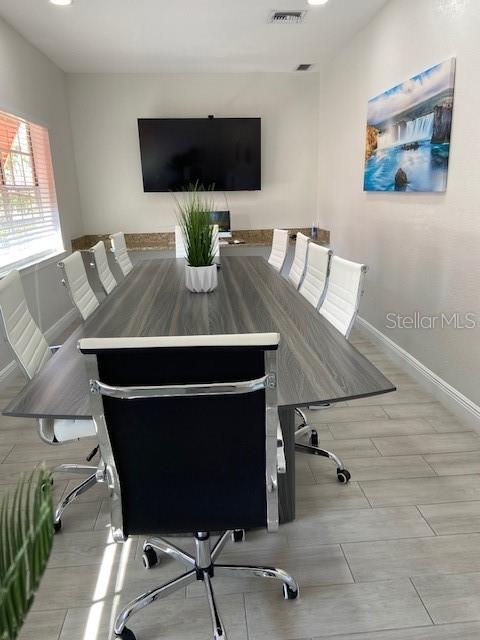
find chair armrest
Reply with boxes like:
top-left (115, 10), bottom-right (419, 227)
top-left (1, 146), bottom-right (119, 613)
top-left (49, 344), bottom-right (62, 354)
top-left (276, 423), bottom-right (286, 474)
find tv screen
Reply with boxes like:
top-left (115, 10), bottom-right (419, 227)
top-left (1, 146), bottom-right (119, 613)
top-left (137, 118), bottom-right (261, 192)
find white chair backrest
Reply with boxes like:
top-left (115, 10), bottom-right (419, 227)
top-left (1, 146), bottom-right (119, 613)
top-left (211, 224), bottom-right (220, 260)
top-left (110, 232), bottom-right (133, 277)
top-left (175, 225), bottom-right (187, 259)
top-left (288, 232), bottom-right (310, 289)
top-left (0, 270), bottom-right (51, 379)
top-left (268, 229), bottom-right (289, 272)
top-left (299, 243), bottom-right (331, 308)
top-left (319, 256), bottom-right (367, 338)
top-left (59, 251), bottom-right (99, 321)
top-left (91, 241), bottom-right (117, 295)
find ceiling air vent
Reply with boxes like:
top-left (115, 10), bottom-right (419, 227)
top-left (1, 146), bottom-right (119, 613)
top-left (296, 64), bottom-right (312, 71)
top-left (269, 10), bottom-right (307, 24)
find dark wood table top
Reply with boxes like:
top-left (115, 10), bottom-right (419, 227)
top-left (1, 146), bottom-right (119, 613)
top-left (4, 257), bottom-right (395, 419)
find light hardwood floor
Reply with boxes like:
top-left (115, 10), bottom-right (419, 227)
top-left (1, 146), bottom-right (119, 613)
top-left (2, 328), bottom-right (480, 640)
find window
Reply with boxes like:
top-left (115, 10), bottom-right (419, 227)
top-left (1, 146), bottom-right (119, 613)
top-left (0, 109), bottom-right (63, 272)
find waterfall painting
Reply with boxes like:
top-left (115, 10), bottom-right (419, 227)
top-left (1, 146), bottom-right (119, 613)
top-left (364, 58), bottom-right (456, 192)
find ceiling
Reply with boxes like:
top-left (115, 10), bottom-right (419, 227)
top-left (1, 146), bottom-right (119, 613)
top-left (0, 0), bottom-right (388, 73)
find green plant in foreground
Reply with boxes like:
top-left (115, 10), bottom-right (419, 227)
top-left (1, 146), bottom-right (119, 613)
top-left (0, 467), bottom-right (54, 640)
top-left (175, 182), bottom-right (215, 267)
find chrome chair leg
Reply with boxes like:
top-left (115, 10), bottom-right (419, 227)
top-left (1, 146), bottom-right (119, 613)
top-left (295, 406), bottom-right (351, 483)
top-left (53, 463), bottom-right (98, 475)
top-left (116, 531), bottom-right (298, 640)
top-left (142, 537), bottom-right (195, 569)
top-left (211, 530), bottom-right (232, 561)
top-left (295, 442), bottom-right (351, 483)
top-left (53, 472), bottom-right (97, 530)
top-left (204, 571), bottom-right (227, 639)
top-left (114, 571), bottom-right (197, 638)
top-left (295, 407), bottom-right (308, 427)
top-left (214, 565), bottom-right (299, 597)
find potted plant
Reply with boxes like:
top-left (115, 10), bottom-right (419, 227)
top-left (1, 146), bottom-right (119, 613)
top-left (176, 184), bottom-right (217, 293)
top-left (0, 467), bottom-right (54, 640)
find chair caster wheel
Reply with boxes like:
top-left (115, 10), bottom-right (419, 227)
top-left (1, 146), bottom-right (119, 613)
top-left (116, 627), bottom-right (136, 640)
top-left (337, 469), bottom-right (351, 484)
top-left (142, 545), bottom-right (158, 569)
top-left (232, 529), bottom-right (245, 543)
top-left (53, 520), bottom-right (62, 533)
top-left (283, 583), bottom-right (299, 600)
top-left (310, 430), bottom-right (318, 447)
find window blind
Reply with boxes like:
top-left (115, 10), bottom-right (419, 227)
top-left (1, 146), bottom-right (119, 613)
top-left (0, 110), bottom-right (63, 272)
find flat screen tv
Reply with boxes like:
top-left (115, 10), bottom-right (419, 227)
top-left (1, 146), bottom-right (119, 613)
top-left (137, 117), bottom-right (261, 192)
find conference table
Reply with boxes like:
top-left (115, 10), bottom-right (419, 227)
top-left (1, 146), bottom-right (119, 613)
top-left (4, 256), bottom-right (395, 522)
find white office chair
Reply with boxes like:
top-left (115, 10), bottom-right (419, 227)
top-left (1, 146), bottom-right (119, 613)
top-left (268, 229), bottom-right (289, 272)
top-left (0, 270), bottom-right (98, 530)
top-left (212, 224), bottom-right (220, 262)
top-left (298, 243), bottom-right (332, 308)
top-left (288, 232), bottom-right (310, 289)
top-left (90, 240), bottom-right (117, 295)
top-left (110, 231), bottom-right (133, 277)
top-left (320, 256), bottom-right (368, 339)
top-left (296, 256), bottom-right (368, 483)
top-left (58, 251), bottom-right (100, 321)
top-left (175, 225), bottom-right (187, 259)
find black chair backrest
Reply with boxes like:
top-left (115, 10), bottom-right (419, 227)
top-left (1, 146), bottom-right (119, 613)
top-left (79, 334), bottom-right (279, 537)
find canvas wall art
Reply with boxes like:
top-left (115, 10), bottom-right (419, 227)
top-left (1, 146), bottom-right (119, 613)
top-left (364, 58), bottom-right (456, 192)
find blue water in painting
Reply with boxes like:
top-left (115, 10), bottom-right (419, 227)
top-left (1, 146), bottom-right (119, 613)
top-left (364, 142), bottom-right (450, 192)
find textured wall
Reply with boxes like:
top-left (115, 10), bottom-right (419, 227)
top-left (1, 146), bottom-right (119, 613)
top-left (318, 0), bottom-right (480, 405)
top-left (66, 72), bottom-right (320, 234)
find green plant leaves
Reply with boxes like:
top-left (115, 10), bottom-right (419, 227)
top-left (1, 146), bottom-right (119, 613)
top-left (174, 182), bottom-right (215, 267)
top-left (0, 467), bottom-right (54, 640)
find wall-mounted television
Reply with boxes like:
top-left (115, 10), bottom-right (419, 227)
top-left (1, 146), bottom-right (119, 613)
top-left (137, 117), bottom-right (261, 192)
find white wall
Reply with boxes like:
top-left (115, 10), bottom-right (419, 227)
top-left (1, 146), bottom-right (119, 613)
top-left (66, 72), bottom-right (320, 233)
top-left (318, 0), bottom-right (480, 406)
top-left (0, 17), bottom-right (83, 376)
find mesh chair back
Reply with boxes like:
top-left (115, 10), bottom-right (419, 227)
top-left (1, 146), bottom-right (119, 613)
top-left (80, 333), bottom-right (280, 537)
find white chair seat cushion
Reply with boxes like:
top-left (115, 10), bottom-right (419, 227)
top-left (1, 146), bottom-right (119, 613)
top-left (53, 418), bottom-right (96, 442)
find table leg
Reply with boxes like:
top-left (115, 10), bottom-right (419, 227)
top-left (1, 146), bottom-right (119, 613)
top-left (278, 406), bottom-right (295, 524)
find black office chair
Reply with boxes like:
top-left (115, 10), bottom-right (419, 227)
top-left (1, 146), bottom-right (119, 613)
top-left (79, 333), bottom-right (298, 640)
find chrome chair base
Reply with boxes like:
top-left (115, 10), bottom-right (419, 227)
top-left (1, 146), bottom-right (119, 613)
top-left (52, 464), bottom-right (99, 531)
top-left (294, 408), bottom-right (351, 483)
top-left (114, 531), bottom-right (299, 640)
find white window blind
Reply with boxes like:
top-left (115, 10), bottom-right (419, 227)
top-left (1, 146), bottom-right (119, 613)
top-left (0, 109), bottom-right (63, 272)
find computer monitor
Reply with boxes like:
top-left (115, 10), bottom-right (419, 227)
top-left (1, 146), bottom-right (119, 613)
top-left (209, 211), bottom-right (231, 237)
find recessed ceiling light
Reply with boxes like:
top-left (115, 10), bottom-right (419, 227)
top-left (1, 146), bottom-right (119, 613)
top-left (308, 0), bottom-right (329, 5)
top-left (49, 0), bottom-right (73, 6)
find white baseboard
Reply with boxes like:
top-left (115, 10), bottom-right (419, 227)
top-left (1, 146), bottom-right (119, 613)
top-left (0, 308), bottom-right (77, 385)
top-left (356, 316), bottom-right (480, 431)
